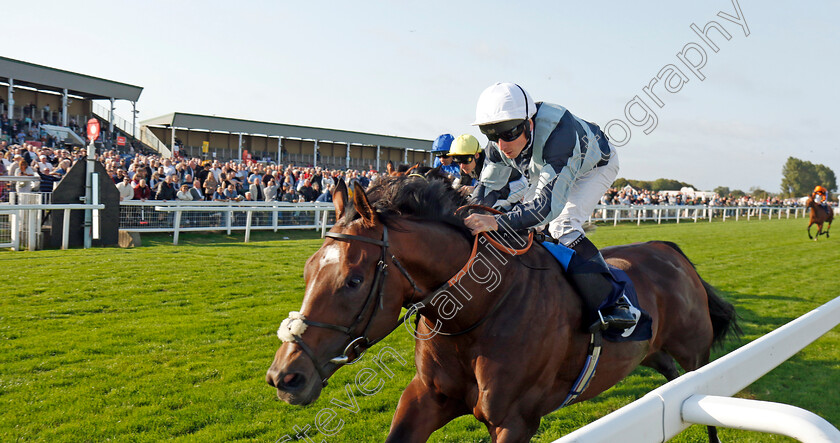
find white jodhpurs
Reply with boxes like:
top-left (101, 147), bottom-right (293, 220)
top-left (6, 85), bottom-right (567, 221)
top-left (548, 144), bottom-right (619, 246)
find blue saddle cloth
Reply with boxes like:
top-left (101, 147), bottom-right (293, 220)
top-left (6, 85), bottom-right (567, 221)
top-left (542, 242), bottom-right (653, 343)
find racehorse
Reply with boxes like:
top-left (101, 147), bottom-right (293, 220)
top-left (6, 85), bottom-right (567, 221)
top-left (267, 176), bottom-right (739, 442)
top-left (806, 196), bottom-right (833, 240)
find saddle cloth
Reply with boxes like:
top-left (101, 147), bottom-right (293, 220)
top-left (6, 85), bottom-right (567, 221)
top-left (542, 241), bottom-right (652, 342)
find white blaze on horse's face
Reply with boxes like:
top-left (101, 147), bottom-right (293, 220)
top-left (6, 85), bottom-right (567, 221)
top-left (319, 243), bottom-right (342, 267)
top-left (301, 243), bottom-right (346, 313)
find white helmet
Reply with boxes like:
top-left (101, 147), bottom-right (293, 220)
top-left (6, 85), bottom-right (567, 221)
top-left (472, 82), bottom-right (536, 126)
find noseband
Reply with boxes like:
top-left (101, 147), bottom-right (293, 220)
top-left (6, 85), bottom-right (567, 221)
top-left (276, 225), bottom-right (421, 387)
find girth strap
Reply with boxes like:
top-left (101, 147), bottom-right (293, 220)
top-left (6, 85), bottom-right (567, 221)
top-left (560, 331), bottom-right (603, 408)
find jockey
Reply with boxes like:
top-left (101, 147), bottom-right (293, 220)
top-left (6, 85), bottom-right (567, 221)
top-left (449, 134), bottom-right (484, 190)
top-left (813, 185), bottom-right (830, 213)
top-left (431, 134), bottom-right (461, 180)
top-left (464, 82), bottom-right (636, 332)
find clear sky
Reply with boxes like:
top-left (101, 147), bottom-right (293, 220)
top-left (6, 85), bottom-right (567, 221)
top-left (5, 0), bottom-right (838, 192)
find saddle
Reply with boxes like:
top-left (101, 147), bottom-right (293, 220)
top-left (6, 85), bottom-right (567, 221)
top-left (540, 238), bottom-right (652, 343)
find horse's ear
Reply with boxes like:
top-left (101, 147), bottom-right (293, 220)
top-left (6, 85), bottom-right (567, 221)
top-left (333, 180), bottom-right (349, 219)
top-left (353, 182), bottom-right (377, 228)
top-left (426, 165), bottom-right (443, 179)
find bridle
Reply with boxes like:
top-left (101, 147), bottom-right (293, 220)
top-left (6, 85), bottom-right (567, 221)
top-left (281, 225), bottom-right (422, 387)
top-left (278, 206), bottom-right (533, 387)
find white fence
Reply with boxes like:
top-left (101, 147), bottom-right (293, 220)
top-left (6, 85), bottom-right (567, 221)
top-left (591, 204), bottom-right (806, 226)
top-left (0, 200), bottom-right (817, 250)
top-left (120, 201), bottom-right (336, 245)
top-left (554, 296), bottom-right (840, 442)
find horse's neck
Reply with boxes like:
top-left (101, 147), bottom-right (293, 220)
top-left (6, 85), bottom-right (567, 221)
top-left (417, 240), bottom-right (578, 338)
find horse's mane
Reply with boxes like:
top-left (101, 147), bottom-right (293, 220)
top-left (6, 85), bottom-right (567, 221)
top-left (343, 173), bottom-right (470, 235)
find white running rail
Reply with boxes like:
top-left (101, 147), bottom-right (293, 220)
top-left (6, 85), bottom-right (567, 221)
top-left (554, 296), bottom-right (840, 442)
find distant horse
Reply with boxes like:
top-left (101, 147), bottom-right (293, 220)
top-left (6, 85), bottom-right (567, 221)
top-left (807, 196), bottom-right (833, 240)
top-left (267, 177), bottom-right (739, 443)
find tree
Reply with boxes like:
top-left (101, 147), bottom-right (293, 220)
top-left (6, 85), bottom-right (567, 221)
top-left (750, 186), bottom-right (770, 200)
top-left (730, 189), bottom-right (746, 198)
top-left (714, 186), bottom-right (730, 197)
top-left (780, 157), bottom-right (837, 197)
top-left (815, 164), bottom-right (837, 194)
top-left (612, 177), bottom-right (630, 188)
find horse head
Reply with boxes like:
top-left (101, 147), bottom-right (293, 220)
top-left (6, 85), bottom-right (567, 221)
top-left (266, 179), bottom-right (463, 405)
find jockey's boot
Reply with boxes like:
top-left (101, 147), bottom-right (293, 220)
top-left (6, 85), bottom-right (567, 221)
top-left (566, 235), bottom-right (637, 333)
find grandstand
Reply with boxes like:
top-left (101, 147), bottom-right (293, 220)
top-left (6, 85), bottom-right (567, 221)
top-left (142, 113), bottom-right (433, 170)
top-left (0, 56), bottom-right (152, 150)
top-left (2, 56), bottom-right (433, 170)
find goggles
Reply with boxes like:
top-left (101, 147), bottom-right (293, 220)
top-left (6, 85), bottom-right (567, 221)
top-left (451, 155), bottom-right (475, 164)
top-left (479, 119), bottom-right (527, 143)
top-left (434, 152), bottom-right (451, 158)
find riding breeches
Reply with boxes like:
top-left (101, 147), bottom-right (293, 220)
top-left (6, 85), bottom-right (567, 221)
top-left (548, 144), bottom-right (619, 246)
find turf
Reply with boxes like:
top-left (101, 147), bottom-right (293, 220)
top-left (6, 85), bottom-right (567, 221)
top-left (1, 217), bottom-right (838, 442)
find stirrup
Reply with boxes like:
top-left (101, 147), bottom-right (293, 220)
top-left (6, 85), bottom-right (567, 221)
top-left (591, 305), bottom-right (637, 332)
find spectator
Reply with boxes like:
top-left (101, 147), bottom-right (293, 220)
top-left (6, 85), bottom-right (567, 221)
top-left (115, 177), bottom-right (134, 201)
top-left (156, 174), bottom-right (178, 200)
top-left (316, 184), bottom-right (333, 202)
top-left (264, 179), bottom-right (278, 201)
top-left (212, 185), bottom-right (227, 202)
top-left (34, 163), bottom-right (60, 194)
top-left (176, 184), bottom-right (193, 201)
top-left (280, 185), bottom-right (296, 203)
top-left (189, 179), bottom-right (204, 201)
top-left (223, 184), bottom-right (240, 202)
top-left (134, 179), bottom-right (151, 201)
top-left (248, 176), bottom-right (264, 201)
top-left (203, 171), bottom-right (218, 201)
top-left (298, 179), bottom-right (318, 202)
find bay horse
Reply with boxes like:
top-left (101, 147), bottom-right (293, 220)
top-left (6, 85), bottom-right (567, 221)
top-left (806, 196), bottom-right (833, 240)
top-left (267, 177), bottom-right (739, 442)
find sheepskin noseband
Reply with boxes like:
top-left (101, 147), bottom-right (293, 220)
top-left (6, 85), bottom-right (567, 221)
top-left (277, 311), bottom-right (308, 342)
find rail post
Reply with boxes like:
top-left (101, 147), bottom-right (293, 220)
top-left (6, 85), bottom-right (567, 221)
top-left (172, 210), bottom-right (182, 245)
top-left (62, 208), bottom-right (71, 250)
top-left (245, 211), bottom-right (253, 243)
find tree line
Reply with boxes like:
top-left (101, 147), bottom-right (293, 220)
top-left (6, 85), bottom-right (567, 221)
top-left (612, 157), bottom-right (836, 199)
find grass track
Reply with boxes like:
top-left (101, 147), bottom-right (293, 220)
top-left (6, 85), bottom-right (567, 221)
top-left (1, 218), bottom-right (838, 442)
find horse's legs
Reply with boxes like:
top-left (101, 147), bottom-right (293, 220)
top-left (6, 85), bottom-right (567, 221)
top-left (808, 222), bottom-right (814, 239)
top-left (641, 351), bottom-right (680, 381)
top-left (486, 415), bottom-right (540, 443)
top-left (385, 376), bottom-right (465, 443)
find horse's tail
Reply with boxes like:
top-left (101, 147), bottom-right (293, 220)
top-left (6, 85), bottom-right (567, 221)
top-left (659, 241), bottom-right (742, 348)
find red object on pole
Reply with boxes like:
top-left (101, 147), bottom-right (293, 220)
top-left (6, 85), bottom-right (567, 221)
top-left (116, 136), bottom-right (126, 146)
top-left (87, 118), bottom-right (100, 142)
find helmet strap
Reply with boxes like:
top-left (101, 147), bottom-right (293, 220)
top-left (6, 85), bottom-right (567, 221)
top-left (514, 83), bottom-right (533, 149)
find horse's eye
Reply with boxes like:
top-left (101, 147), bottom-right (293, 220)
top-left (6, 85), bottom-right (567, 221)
top-left (346, 276), bottom-right (363, 289)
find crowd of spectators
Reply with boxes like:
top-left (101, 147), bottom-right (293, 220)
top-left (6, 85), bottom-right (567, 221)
top-left (0, 138), bottom-right (383, 204)
top-left (599, 187), bottom-right (814, 208)
top-left (1, 109), bottom-right (87, 148)
top-left (0, 130), bottom-right (831, 210)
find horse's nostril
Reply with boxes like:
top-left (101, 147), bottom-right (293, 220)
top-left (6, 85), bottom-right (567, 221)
top-left (281, 373), bottom-right (306, 391)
